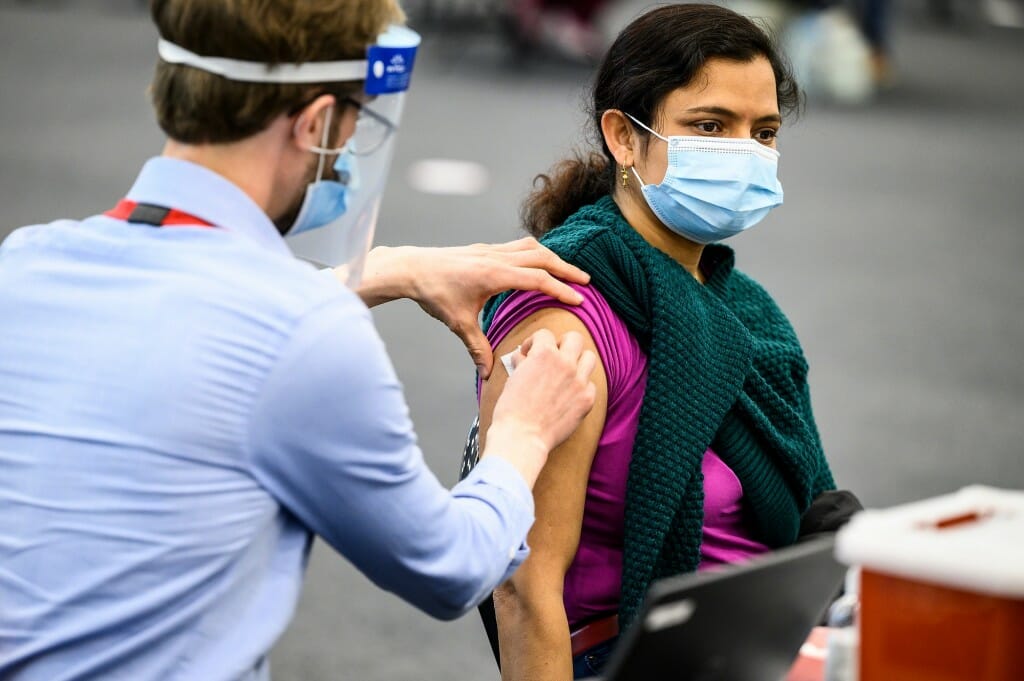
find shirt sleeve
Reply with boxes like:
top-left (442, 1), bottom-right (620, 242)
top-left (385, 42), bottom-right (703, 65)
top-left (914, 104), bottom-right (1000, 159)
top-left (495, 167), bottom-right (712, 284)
top-left (486, 283), bottom-right (640, 398)
top-left (245, 294), bottom-right (534, 620)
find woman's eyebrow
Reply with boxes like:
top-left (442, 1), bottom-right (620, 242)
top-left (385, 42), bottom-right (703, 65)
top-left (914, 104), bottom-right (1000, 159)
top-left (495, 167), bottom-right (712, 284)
top-left (681, 106), bottom-right (738, 118)
top-left (677, 106), bottom-right (782, 124)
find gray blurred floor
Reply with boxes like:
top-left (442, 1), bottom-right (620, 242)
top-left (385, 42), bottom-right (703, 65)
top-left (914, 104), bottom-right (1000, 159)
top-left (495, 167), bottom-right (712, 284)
top-left (2, 2), bottom-right (1023, 679)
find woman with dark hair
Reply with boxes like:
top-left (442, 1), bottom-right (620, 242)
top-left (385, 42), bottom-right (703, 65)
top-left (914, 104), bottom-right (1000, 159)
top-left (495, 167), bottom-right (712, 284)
top-left (469, 4), bottom-right (841, 679)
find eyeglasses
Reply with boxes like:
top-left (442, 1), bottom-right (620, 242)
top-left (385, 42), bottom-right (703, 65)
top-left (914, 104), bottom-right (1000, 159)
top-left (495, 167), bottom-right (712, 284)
top-left (343, 96), bottom-right (397, 157)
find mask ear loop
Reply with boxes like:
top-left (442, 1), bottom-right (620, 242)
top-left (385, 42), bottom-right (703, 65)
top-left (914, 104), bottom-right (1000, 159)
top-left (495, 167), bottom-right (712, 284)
top-left (293, 103), bottom-right (336, 182)
top-left (624, 112), bottom-right (669, 143)
top-left (314, 105), bottom-right (333, 181)
top-left (301, 104), bottom-right (354, 165)
top-left (630, 166), bottom-right (647, 187)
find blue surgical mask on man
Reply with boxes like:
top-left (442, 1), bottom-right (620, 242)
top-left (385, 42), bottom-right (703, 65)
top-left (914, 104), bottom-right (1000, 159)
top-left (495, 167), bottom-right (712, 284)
top-left (625, 112), bottom-right (784, 245)
top-left (287, 106), bottom-right (360, 236)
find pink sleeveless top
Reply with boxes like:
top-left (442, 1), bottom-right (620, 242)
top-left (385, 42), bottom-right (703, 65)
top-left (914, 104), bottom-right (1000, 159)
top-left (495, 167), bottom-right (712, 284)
top-left (485, 283), bottom-right (770, 627)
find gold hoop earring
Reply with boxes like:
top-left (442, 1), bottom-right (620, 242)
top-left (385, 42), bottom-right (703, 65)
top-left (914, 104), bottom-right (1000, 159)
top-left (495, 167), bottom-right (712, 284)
top-left (620, 165), bottom-right (629, 188)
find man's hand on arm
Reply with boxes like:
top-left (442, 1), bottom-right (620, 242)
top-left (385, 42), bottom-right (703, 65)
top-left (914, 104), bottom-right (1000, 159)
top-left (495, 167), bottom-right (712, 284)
top-left (482, 329), bottom-right (597, 488)
top-left (349, 238), bottom-right (590, 378)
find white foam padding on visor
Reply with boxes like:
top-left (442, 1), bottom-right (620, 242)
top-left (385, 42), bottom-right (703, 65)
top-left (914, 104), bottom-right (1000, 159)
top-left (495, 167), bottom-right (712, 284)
top-left (157, 39), bottom-right (367, 84)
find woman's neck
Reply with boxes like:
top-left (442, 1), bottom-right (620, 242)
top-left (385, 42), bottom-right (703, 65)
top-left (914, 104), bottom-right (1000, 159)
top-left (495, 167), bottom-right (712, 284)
top-left (612, 188), bottom-right (706, 283)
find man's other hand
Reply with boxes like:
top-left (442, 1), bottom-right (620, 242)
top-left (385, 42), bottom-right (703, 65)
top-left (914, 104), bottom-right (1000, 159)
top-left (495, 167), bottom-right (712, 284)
top-left (354, 238), bottom-right (590, 378)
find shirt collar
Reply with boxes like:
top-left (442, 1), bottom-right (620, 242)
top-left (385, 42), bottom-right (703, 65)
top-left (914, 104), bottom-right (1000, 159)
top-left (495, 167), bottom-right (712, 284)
top-left (125, 156), bottom-right (292, 256)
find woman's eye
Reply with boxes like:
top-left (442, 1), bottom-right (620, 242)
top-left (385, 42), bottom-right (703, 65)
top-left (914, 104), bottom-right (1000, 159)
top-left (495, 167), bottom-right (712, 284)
top-left (756, 128), bottom-right (779, 142)
top-left (694, 121), bottom-right (721, 134)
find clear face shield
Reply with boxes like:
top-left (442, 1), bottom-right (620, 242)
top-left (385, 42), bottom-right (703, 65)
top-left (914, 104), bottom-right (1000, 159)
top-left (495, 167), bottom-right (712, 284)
top-left (157, 25), bottom-right (421, 288)
top-left (286, 87), bottom-right (409, 287)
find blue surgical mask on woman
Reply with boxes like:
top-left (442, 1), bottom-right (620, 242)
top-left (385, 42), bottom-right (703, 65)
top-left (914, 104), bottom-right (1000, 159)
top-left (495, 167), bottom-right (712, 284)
top-left (287, 106), bottom-right (360, 236)
top-left (625, 112), bottom-right (784, 245)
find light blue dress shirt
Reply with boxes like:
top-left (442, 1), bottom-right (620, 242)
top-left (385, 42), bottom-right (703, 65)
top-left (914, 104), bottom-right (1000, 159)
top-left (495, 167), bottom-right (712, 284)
top-left (0, 157), bottom-right (534, 681)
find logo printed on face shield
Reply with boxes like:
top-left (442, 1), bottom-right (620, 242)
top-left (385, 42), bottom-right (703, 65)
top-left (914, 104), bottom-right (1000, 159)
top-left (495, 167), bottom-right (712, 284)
top-left (365, 42), bottom-right (416, 94)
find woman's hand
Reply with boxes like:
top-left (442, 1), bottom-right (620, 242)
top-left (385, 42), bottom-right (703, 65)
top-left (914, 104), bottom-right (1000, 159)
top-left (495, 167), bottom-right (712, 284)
top-left (352, 239), bottom-right (590, 378)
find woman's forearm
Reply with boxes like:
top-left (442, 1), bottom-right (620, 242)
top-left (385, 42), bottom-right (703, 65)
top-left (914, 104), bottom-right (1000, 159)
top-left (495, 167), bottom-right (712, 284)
top-left (494, 582), bottom-right (574, 681)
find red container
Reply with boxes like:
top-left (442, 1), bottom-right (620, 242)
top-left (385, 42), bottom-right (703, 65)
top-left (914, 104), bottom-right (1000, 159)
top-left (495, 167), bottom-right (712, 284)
top-left (836, 486), bottom-right (1024, 681)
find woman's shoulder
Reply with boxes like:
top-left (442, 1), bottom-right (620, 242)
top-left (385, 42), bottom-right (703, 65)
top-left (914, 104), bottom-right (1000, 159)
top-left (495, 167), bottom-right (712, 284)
top-left (488, 282), bottom-right (645, 392)
top-left (490, 283), bottom-right (634, 349)
top-left (540, 196), bottom-right (622, 253)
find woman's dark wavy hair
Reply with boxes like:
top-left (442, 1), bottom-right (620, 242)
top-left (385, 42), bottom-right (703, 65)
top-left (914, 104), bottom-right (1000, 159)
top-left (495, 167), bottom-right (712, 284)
top-left (522, 3), bottom-right (801, 237)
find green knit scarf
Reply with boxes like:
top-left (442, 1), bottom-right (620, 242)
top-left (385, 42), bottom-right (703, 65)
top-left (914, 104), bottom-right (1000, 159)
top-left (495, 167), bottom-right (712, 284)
top-left (482, 196), bottom-right (835, 629)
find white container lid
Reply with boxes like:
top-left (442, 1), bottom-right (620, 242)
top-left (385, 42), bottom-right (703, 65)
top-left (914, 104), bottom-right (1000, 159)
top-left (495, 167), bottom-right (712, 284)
top-left (835, 485), bottom-right (1024, 598)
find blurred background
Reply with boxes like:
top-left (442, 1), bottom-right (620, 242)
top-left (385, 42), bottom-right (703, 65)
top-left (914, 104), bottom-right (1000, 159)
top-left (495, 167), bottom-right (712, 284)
top-left (1, 0), bottom-right (1022, 678)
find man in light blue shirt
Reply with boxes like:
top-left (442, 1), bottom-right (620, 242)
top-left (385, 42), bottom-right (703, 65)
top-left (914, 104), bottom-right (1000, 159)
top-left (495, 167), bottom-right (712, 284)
top-left (0, 1), bottom-right (597, 679)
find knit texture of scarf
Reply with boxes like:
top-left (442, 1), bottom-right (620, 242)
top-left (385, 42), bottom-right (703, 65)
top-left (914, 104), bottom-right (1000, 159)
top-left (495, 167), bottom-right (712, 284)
top-left (481, 196), bottom-right (835, 630)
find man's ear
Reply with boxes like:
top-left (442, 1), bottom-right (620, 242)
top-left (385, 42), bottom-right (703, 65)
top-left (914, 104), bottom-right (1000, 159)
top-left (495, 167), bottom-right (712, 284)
top-left (600, 109), bottom-right (638, 168)
top-left (291, 94), bottom-right (336, 151)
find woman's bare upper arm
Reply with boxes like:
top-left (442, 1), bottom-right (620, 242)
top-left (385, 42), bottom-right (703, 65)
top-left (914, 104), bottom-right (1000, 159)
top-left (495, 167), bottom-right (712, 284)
top-left (479, 306), bottom-right (609, 583)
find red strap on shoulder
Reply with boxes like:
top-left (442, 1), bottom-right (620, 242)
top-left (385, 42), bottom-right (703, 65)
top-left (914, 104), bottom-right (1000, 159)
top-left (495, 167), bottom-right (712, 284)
top-left (104, 199), bottom-right (216, 228)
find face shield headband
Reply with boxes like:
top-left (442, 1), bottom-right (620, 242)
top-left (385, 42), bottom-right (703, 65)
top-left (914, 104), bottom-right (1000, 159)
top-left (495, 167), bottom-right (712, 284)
top-left (157, 25), bottom-right (421, 288)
